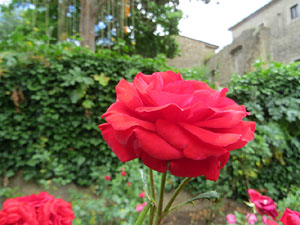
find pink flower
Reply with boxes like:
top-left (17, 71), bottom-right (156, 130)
top-left (247, 213), bottom-right (257, 225)
top-left (226, 213), bottom-right (237, 224)
top-left (121, 171), bottom-right (126, 176)
top-left (138, 192), bottom-right (146, 198)
top-left (104, 175), bottom-right (111, 181)
top-left (280, 208), bottom-right (300, 225)
top-left (127, 182), bottom-right (132, 186)
top-left (262, 216), bottom-right (268, 224)
top-left (248, 189), bottom-right (278, 220)
top-left (136, 202), bottom-right (147, 212)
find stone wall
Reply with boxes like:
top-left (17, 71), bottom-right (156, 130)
top-left (230, 0), bottom-right (300, 62)
top-left (167, 36), bottom-right (218, 68)
top-left (208, 0), bottom-right (300, 85)
top-left (206, 27), bottom-right (271, 85)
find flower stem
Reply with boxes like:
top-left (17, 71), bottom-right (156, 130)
top-left (148, 168), bottom-right (156, 225)
top-left (148, 204), bottom-right (155, 225)
top-left (163, 177), bottom-right (192, 215)
top-left (134, 202), bottom-right (151, 225)
top-left (154, 172), bottom-right (167, 225)
top-left (149, 168), bottom-right (156, 202)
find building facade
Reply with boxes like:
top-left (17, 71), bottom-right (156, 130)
top-left (167, 35), bottom-right (218, 68)
top-left (207, 0), bottom-right (300, 84)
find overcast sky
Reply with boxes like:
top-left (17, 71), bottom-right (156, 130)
top-left (0, 0), bottom-right (272, 50)
top-left (179, 0), bottom-right (272, 50)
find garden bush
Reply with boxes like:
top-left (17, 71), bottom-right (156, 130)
top-left (0, 41), bottom-right (170, 189)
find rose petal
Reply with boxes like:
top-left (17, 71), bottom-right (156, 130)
top-left (105, 114), bottom-right (155, 131)
top-left (140, 152), bottom-right (168, 173)
top-left (281, 208), bottom-right (300, 225)
top-left (195, 111), bottom-right (248, 128)
top-left (162, 79), bottom-right (213, 94)
top-left (156, 119), bottom-right (188, 149)
top-left (163, 80), bottom-right (195, 94)
top-left (147, 90), bottom-right (193, 108)
top-left (154, 71), bottom-right (183, 86)
top-left (102, 101), bottom-right (135, 119)
top-left (99, 124), bottom-right (137, 162)
top-left (116, 79), bottom-right (144, 110)
top-left (136, 103), bottom-right (190, 122)
top-left (183, 138), bottom-right (228, 160)
top-left (134, 128), bottom-right (184, 160)
top-left (179, 122), bottom-right (241, 146)
top-left (133, 72), bottom-right (155, 85)
top-left (217, 121), bottom-right (255, 151)
top-left (169, 152), bottom-right (229, 180)
top-left (114, 127), bottom-right (135, 145)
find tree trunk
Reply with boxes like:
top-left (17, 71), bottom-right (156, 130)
top-left (58, 0), bottom-right (67, 40)
top-left (80, 0), bottom-right (108, 52)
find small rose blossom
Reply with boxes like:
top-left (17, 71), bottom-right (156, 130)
top-left (121, 171), bottom-right (126, 176)
top-left (138, 192), bottom-right (146, 198)
top-left (127, 182), bottom-right (132, 186)
top-left (136, 202), bottom-right (147, 212)
top-left (280, 208), bottom-right (300, 225)
top-left (262, 216), bottom-right (268, 224)
top-left (104, 175), bottom-right (111, 181)
top-left (247, 213), bottom-right (257, 225)
top-left (99, 71), bottom-right (255, 181)
top-left (226, 213), bottom-right (237, 224)
top-left (248, 189), bottom-right (278, 220)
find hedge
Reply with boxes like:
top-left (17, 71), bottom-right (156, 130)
top-left (0, 43), bottom-right (169, 188)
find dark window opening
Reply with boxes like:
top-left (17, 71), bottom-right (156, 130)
top-left (230, 45), bottom-right (242, 55)
top-left (291, 4), bottom-right (299, 19)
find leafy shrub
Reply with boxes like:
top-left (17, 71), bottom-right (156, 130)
top-left (0, 41), bottom-right (169, 189)
top-left (70, 160), bottom-right (149, 225)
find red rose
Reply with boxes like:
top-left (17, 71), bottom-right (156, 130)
top-left (0, 199), bottom-right (38, 225)
top-left (121, 171), bottom-right (126, 176)
top-left (14, 191), bottom-right (54, 208)
top-left (280, 208), bottom-right (300, 225)
top-left (248, 189), bottom-right (278, 220)
top-left (37, 198), bottom-right (75, 225)
top-left (0, 192), bottom-right (74, 225)
top-left (104, 175), bottom-right (111, 181)
top-left (99, 71), bottom-right (255, 181)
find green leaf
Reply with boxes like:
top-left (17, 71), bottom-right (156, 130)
top-left (82, 99), bottom-right (94, 109)
top-left (186, 191), bottom-right (220, 204)
top-left (93, 73), bottom-right (110, 86)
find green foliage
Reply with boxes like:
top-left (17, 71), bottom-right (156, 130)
top-left (277, 187), bottom-right (300, 216)
top-left (0, 39), bottom-right (168, 188)
top-left (70, 160), bottom-right (148, 225)
top-left (227, 61), bottom-right (300, 200)
top-left (131, 1), bottom-right (182, 58)
top-left (3, 0), bottom-right (183, 58)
